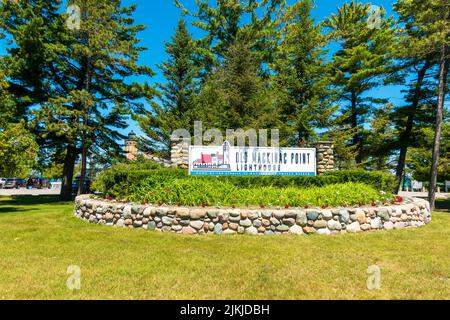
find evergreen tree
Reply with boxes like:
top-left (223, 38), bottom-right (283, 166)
top-left (272, 0), bottom-right (335, 147)
top-left (196, 38), bottom-right (277, 138)
top-left (324, 1), bottom-right (399, 166)
top-left (0, 0), bottom-right (154, 199)
top-left (365, 103), bottom-right (398, 170)
top-left (394, 0), bottom-right (449, 208)
top-left (137, 19), bottom-right (199, 156)
top-left (176, 0), bottom-right (286, 73)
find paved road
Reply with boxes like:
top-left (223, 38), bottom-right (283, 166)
top-left (0, 188), bottom-right (61, 196)
top-left (399, 191), bottom-right (450, 199)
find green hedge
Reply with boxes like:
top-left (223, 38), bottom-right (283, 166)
top-left (93, 164), bottom-right (396, 201)
top-left (128, 180), bottom-right (393, 207)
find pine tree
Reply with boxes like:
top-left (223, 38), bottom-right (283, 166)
top-left (196, 38), bottom-right (277, 138)
top-left (324, 1), bottom-right (399, 166)
top-left (394, 0), bottom-right (449, 208)
top-left (137, 19), bottom-right (199, 156)
top-left (272, 0), bottom-right (335, 147)
top-left (365, 103), bottom-right (398, 170)
top-left (0, 0), bottom-right (154, 199)
top-left (176, 0), bottom-right (286, 73)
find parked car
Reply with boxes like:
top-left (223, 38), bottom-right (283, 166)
top-left (0, 178), bottom-right (6, 189)
top-left (26, 178), bottom-right (52, 189)
top-left (4, 178), bottom-right (26, 189)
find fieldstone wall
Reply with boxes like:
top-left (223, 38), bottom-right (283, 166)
top-left (315, 141), bottom-right (335, 175)
top-left (170, 137), bottom-right (189, 169)
top-left (74, 196), bottom-right (431, 236)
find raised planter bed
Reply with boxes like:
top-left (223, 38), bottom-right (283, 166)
top-left (74, 195), bottom-right (431, 235)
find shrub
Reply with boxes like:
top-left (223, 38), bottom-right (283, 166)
top-left (93, 161), bottom-right (396, 202)
top-left (127, 179), bottom-right (393, 208)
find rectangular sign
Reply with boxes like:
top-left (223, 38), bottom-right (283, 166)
top-left (189, 142), bottom-right (316, 176)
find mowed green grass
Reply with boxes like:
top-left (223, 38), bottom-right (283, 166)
top-left (0, 196), bottom-right (449, 300)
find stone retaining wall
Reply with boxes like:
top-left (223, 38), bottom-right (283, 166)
top-left (74, 196), bottom-right (431, 236)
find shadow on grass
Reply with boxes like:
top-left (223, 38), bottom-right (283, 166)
top-left (0, 195), bottom-right (71, 206)
top-left (436, 198), bottom-right (450, 213)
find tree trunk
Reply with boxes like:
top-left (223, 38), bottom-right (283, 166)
top-left (351, 91), bottom-right (362, 164)
top-left (60, 145), bottom-right (78, 201)
top-left (428, 45), bottom-right (448, 210)
top-left (78, 57), bottom-right (91, 196)
top-left (395, 62), bottom-right (430, 194)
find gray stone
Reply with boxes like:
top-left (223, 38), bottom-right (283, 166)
top-left (245, 226), bottom-right (258, 235)
top-left (179, 219), bottom-right (190, 226)
top-left (370, 217), bottom-right (383, 229)
top-left (283, 218), bottom-right (296, 227)
top-left (229, 215), bottom-right (241, 223)
top-left (253, 220), bottom-right (262, 228)
top-left (133, 220), bottom-right (143, 228)
top-left (377, 208), bottom-right (390, 221)
top-left (276, 224), bottom-right (289, 232)
top-left (214, 224), bottom-right (223, 235)
top-left (321, 210), bottom-right (333, 220)
top-left (313, 220), bottom-right (327, 229)
top-left (131, 205), bottom-right (140, 215)
top-left (172, 225), bottom-right (182, 232)
top-left (147, 221), bottom-right (156, 230)
top-left (261, 211), bottom-right (272, 219)
top-left (296, 211), bottom-right (307, 226)
top-left (346, 222), bottom-right (361, 233)
top-left (289, 225), bottom-right (304, 235)
top-left (270, 217), bottom-right (280, 226)
top-left (162, 216), bottom-right (173, 225)
top-left (264, 230), bottom-right (274, 236)
top-left (284, 211), bottom-right (298, 218)
top-left (207, 210), bottom-right (219, 219)
top-left (116, 219), bottom-right (125, 227)
top-left (338, 209), bottom-right (349, 224)
top-left (383, 221), bottom-right (394, 230)
top-left (229, 210), bottom-right (241, 217)
top-left (176, 208), bottom-right (190, 219)
top-left (240, 219), bottom-right (252, 227)
top-left (143, 207), bottom-right (152, 218)
top-left (237, 226), bottom-right (245, 234)
top-left (248, 211), bottom-right (260, 220)
top-left (123, 205), bottom-right (132, 219)
top-left (306, 210), bottom-right (319, 221)
top-left (223, 229), bottom-right (236, 235)
top-left (190, 209), bottom-right (206, 220)
top-left (327, 219), bottom-right (342, 231)
top-left (316, 228), bottom-right (331, 235)
top-left (360, 223), bottom-right (371, 231)
top-left (274, 211), bottom-right (285, 219)
top-left (155, 207), bottom-right (168, 216)
top-left (190, 220), bottom-right (204, 230)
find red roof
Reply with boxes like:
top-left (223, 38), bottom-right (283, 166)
top-left (194, 153), bottom-right (224, 164)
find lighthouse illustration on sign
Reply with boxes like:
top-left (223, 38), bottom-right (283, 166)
top-left (192, 141), bottom-right (231, 171)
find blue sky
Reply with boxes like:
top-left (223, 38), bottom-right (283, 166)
top-left (0, 0), bottom-right (412, 138)
top-left (121, 0), bottom-right (405, 137)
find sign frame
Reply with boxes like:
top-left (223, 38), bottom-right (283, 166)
top-left (188, 142), bottom-right (317, 177)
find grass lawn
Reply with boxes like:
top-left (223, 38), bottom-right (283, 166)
top-left (0, 196), bottom-right (449, 300)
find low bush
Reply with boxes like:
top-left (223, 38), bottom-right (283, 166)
top-left (127, 179), bottom-right (393, 207)
top-left (93, 162), bottom-right (396, 202)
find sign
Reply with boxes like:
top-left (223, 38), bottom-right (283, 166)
top-left (189, 142), bottom-right (316, 176)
